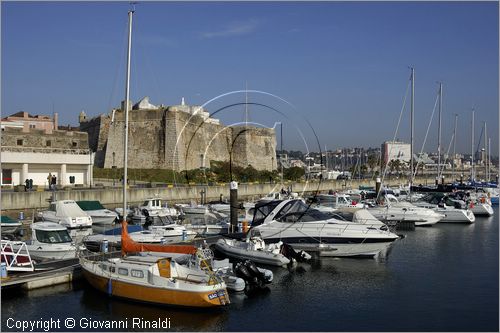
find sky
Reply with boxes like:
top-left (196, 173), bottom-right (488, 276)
top-left (2, 1), bottom-right (498, 156)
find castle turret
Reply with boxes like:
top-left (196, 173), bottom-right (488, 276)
top-left (79, 110), bottom-right (87, 123)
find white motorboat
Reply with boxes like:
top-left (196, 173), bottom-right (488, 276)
top-left (214, 237), bottom-right (292, 267)
top-left (40, 200), bottom-right (93, 228)
top-left (413, 193), bottom-right (475, 223)
top-left (15, 222), bottom-right (81, 260)
top-left (369, 195), bottom-right (444, 226)
top-left (115, 207), bottom-right (133, 220)
top-left (146, 224), bottom-right (197, 241)
top-left (76, 201), bottom-right (118, 226)
top-left (449, 192), bottom-right (494, 216)
top-left (315, 193), bottom-right (364, 209)
top-left (251, 199), bottom-right (400, 258)
top-left (209, 203), bottom-right (231, 215)
top-left (470, 201), bottom-right (494, 216)
top-left (176, 203), bottom-right (210, 215)
top-left (83, 222), bottom-right (195, 251)
top-left (137, 198), bottom-right (180, 219)
top-left (1, 216), bottom-right (22, 235)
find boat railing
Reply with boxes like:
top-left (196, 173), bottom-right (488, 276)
top-left (1, 240), bottom-right (35, 272)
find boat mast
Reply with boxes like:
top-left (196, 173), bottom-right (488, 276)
top-left (410, 67), bottom-right (415, 188)
top-left (488, 137), bottom-right (491, 182)
top-left (122, 9), bottom-right (134, 221)
top-left (471, 108), bottom-right (475, 182)
top-left (452, 113), bottom-right (458, 180)
top-left (484, 121), bottom-right (487, 181)
top-left (437, 82), bottom-right (442, 181)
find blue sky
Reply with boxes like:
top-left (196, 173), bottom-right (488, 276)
top-left (2, 1), bottom-right (498, 155)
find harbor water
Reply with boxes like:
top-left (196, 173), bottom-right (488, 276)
top-left (2, 208), bottom-right (498, 331)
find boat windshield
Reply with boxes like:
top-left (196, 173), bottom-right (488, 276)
top-left (275, 200), bottom-right (330, 223)
top-left (35, 229), bottom-right (72, 244)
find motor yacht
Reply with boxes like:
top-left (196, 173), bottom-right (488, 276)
top-left (413, 193), bottom-right (475, 223)
top-left (250, 199), bottom-right (400, 258)
top-left (368, 194), bottom-right (444, 226)
top-left (15, 222), bottom-right (81, 260)
top-left (40, 200), bottom-right (93, 228)
top-left (76, 201), bottom-right (118, 226)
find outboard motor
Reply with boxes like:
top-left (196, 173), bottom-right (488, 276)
top-left (280, 243), bottom-right (312, 263)
top-left (142, 209), bottom-right (153, 229)
top-left (233, 260), bottom-right (270, 294)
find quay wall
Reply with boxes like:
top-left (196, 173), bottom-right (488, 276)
top-left (1, 177), bottom-right (435, 211)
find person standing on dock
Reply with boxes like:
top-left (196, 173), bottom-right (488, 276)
top-left (47, 173), bottom-right (52, 190)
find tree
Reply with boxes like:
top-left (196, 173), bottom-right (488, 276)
top-left (284, 167), bottom-right (305, 181)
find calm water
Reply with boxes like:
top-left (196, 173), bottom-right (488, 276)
top-left (2, 208), bottom-right (498, 331)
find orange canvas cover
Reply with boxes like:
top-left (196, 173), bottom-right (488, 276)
top-left (121, 221), bottom-right (197, 256)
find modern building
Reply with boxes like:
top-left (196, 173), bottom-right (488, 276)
top-left (1, 114), bottom-right (93, 187)
top-left (381, 141), bottom-right (411, 165)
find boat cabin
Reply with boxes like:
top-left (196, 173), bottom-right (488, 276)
top-left (32, 222), bottom-right (72, 244)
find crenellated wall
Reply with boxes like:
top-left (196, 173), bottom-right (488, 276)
top-left (81, 105), bottom-right (277, 172)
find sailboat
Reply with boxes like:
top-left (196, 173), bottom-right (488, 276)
top-left (79, 10), bottom-right (229, 308)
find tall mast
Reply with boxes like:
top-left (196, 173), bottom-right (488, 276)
top-left (488, 137), bottom-right (491, 182)
top-left (437, 82), bottom-right (442, 179)
top-left (122, 9), bottom-right (133, 221)
top-left (484, 122), bottom-right (487, 181)
top-left (452, 114), bottom-right (458, 180)
top-left (471, 108), bottom-right (475, 182)
top-left (410, 67), bottom-right (415, 187)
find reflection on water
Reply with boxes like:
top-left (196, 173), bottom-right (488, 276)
top-left (1, 207), bottom-right (498, 331)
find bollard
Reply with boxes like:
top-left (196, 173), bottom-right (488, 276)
top-left (441, 176), bottom-right (445, 185)
top-left (19, 211), bottom-right (24, 220)
top-left (101, 240), bottom-right (109, 253)
top-left (1, 262), bottom-right (7, 278)
top-left (230, 181), bottom-right (238, 233)
top-left (435, 177), bottom-right (439, 186)
top-left (375, 177), bottom-right (381, 196)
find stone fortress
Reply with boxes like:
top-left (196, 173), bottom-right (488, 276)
top-left (79, 97), bottom-right (277, 171)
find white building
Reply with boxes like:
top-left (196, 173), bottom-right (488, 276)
top-left (1, 125), bottom-right (93, 187)
top-left (381, 141), bottom-right (411, 165)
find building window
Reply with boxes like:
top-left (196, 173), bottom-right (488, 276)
top-left (72, 142), bottom-right (78, 148)
top-left (2, 169), bottom-right (12, 185)
top-left (16, 139), bottom-right (23, 146)
top-left (46, 140), bottom-right (51, 147)
top-left (29, 124), bottom-right (35, 129)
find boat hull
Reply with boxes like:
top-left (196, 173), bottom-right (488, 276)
top-left (214, 239), bottom-right (290, 266)
top-left (263, 238), bottom-right (395, 258)
top-left (470, 204), bottom-right (494, 216)
top-left (81, 267), bottom-right (227, 308)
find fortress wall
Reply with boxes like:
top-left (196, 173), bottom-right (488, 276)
top-left (90, 106), bottom-right (277, 172)
top-left (79, 114), bottom-right (111, 167)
